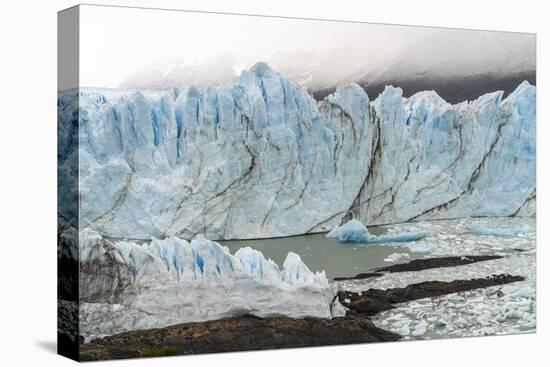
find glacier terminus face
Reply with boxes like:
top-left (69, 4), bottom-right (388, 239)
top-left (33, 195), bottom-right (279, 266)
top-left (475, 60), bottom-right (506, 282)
top-left (58, 63), bottom-right (536, 241)
top-left (60, 228), bottom-right (333, 340)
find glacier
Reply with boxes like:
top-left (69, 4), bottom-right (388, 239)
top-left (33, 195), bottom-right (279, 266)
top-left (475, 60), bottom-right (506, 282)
top-left (62, 228), bottom-right (333, 340)
top-left (58, 62), bottom-right (536, 240)
top-left (326, 219), bottom-right (425, 244)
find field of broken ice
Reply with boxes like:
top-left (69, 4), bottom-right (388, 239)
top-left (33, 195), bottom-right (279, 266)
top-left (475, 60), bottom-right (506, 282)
top-left (336, 217), bottom-right (536, 339)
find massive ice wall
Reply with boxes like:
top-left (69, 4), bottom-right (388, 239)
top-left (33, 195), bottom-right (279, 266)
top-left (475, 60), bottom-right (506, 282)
top-left (58, 63), bottom-right (536, 240)
top-left (61, 228), bottom-right (333, 339)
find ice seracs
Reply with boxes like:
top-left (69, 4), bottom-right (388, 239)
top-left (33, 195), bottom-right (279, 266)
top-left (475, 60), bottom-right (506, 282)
top-left (58, 63), bottom-right (536, 240)
top-left (73, 228), bottom-right (333, 340)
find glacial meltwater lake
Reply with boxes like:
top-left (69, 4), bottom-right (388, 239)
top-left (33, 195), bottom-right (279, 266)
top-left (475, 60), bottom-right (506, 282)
top-left (222, 227), bottom-right (421, 279)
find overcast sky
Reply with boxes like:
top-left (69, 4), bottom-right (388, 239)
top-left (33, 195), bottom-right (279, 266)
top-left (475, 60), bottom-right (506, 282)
top-left (79, 5), bottom-right (436, 88)
top-left (78, 5), bottom-right (534, 89)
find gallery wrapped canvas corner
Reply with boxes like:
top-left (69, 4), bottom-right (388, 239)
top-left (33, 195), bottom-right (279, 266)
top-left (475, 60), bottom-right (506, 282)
top-left (58, 4), bottom-right (536, 362)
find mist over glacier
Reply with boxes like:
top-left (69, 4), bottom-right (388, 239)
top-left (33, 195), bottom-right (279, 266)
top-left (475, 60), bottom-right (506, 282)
top-left (118, 32), bottom-right (535, 103)
top-left (58, 63), bottom-right (535, 240)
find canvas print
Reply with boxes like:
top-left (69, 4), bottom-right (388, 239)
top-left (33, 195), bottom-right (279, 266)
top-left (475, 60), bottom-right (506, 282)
top-left (57, 5), bottom-right (536, 361)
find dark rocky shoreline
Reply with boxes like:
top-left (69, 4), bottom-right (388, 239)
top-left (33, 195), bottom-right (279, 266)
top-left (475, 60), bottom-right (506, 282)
top-left (374, 255), bottom-right (503, 273)
top-left (337, 274), bottom-right (524, 316)
top-left (333, 255), bottom-right (502, 281)
top-left (80, 314), bottom-right (399, 361)
top-left (78, 255), bottom-right (525, 361)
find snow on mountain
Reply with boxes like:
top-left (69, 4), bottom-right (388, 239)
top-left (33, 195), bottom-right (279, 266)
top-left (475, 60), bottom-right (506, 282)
top-left (58, 63), bottom-right (536, 241)
top-left (66, 228), bottom-right (333, 340)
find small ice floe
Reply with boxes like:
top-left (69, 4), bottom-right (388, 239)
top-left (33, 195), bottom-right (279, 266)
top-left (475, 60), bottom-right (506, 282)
top-left (412, 321), bottom-right (428, 336)
top-left (466, 223), bottom-right (531, 237)
top-left (398, 326), bottom-right (411, 336)
top-left (330, 297), bottom-right (348, 317)
top-left (384, 252), bottom-right (410, 262)
top-left (327, 220), bottom-right (426, 244)
top-left (501, 284), bottom-right (535, 299)
top-left (407, 242), bottom-right (432, 253)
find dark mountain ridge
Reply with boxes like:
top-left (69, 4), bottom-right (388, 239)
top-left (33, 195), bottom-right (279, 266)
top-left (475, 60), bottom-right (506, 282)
top-left (313, 70), bottom-right (536, 103)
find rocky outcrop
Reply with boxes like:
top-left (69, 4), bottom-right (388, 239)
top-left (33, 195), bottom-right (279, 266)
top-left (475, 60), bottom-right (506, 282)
top-left (333, 272), bottom-right (384, 281)
top-left (333, 255), bottom-right (503, 281)
top-left (79, 314), bottom-right (400, 361)
top-left (337, 274), bottom-right (525, 316)
top-left (374, 255), bottom-right (503, 273)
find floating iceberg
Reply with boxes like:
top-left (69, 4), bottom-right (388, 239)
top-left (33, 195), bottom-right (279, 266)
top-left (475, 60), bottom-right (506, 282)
top-left (466, 223), bottom-right (531, 237)
top-left (58, 64), bottom-right (536, 240)
top-left (71, 228), bottom-right (334, 340)
top-left (326, 219), bottom-right (426, 244)
top-left (326, 219), bottom-right (370, 243)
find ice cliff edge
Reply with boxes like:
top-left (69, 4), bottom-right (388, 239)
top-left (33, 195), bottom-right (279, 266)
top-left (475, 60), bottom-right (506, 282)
top-left (58, 63), bottom-right (536, 240)
top-left (59, 228), bottom-right (334, 340)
